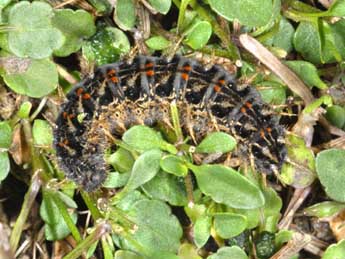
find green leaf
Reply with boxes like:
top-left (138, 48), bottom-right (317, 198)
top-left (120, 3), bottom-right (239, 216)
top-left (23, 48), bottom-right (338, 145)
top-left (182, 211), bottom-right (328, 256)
top-left (184, 21), bottom-right (212, 50)
top-left (293, 21), bottom-right (322, 64)
top-left (142, 171), bottom-right (188, 206)
top-left (325, 0), bottom-right (345, 17)
top-left (285, 61), bottom-right (327, 89)
top-left (190, 164), bottom-right (265, 209)
top-left (103, 171), bottom-right (130, 189)
top-left (57, 191), bottom-right (77, 209)
top-left (32, 119), bottom-right (53, 147)
top-left (261, 187), bottom-right (282, 232)
top-left (196, 132), bottom-right (236, 154)
top-left (255, 231), bottom-right (276, 259)
top-left (316, 149), bottom-right (345, 202)
top-left (208, 0), bottom-right (273, 27)
top-left (126, 200), bottom-right (183, 254)
top-left (82, 26), bottom-right (130, 66)
top-left (257, 81), bottom-right (286, 105)
top-left (52, 9), bottom-right (96, 57)
top-left (275, 230), bottom-right (293, 248)
top-left (0, 121), bottom-right (12, 148)
top-left (214, 213), bottom-right (247, 239)
top-left (194, 215), bottom-right (211, 248)
top-left (0, 0), bottom-right (11, 9)
top-left (148, 0), bottom-right (172, 14)
top-left (2, 59), bottom-right (58, 98)
top-left (150, 251), bottom-right (181, 259)
top-left (17, 101), bottom-right (32, 119)
top-left (40, 191), bottom-right (77, 241)
top-left (281, 134), bottom-right (316, 188)
top-left (8, 1), bottom-right (64, 59)
top-left (146, 36), bottom-right (170, 50)
top-left (160, 155), bottom-right (188, 177)
top-left (185, 204), bottom-right (207, 224)
top-left (304, 201), bottom-right (345, 218)
top-left (178, 243), bottom-right (202, 259)
top-left (122, 125), bottom-right (163, 152)
top-left (0, 152), bottom-right (10, 182)
top-left (107, 148), bottom-right (135, 173)
top-left (207, 246), bottom-right (248, 259)
top-left (121, 149), bottom-right (162, 194)
top-left (234, 208), bottom-right (260, 229)
top-left (322, 239), bottom-right (345, 259)
top-left (293, 21), bottom-right (339, 64)
top-left (325, 105), bottom-right (345, 128)
top-left (114, 0), bottom-right (136, 31)
top-left (45, 213), bottom-right (77, 241)
top-left (115, 250), bottom-right (144, 259)
top-left (271, 18), bottom-right (295, 53)
top-left (331, 19), bottom-right (345, 60)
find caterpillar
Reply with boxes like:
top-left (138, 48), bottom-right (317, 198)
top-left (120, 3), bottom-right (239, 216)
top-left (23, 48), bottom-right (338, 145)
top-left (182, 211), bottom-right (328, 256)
top-left (54, 55), bottom-right (287, 192)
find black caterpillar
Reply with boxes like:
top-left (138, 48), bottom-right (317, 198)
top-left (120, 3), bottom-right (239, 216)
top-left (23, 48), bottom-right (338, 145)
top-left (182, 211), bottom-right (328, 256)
top-left (54, 55), bottom-right (287, 192)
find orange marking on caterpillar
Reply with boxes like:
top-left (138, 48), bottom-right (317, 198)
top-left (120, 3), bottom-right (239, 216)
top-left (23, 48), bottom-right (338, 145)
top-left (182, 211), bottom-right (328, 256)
top-left (183, 65), bottom-right (192, 72)
top-left (146, 70), bottom-right (154, 77)
top-left (107, 69), bottom-right (116, 76)
top-left (245, 102), bottom-right (252, 109)
top-left (266, 127), bottom-right (272, 133)
top-left (82, 93), bottom-right (91, 100)
top-left (68, 114), bottom-right (76, 119)
top-left (213, 84), bottom-right (221, 92)
top-left (63, 112), bottom-right (68, 119)
top-left (110, 76), bottom-right (118, 83)
top-left (145, 62), bottom-right (154, 68)
top-left (240, 107), bottom-right (246, 113)
top-left (181, 73), bottom-right (189, 80)
top-left (76, 87), bottom-right (84, 96)
top-left (58, 139), bottom-right (69, 147)
top-left (218, 79), bottom-right (225, 85)
top-left (260, 129), bottom-right (265, 138)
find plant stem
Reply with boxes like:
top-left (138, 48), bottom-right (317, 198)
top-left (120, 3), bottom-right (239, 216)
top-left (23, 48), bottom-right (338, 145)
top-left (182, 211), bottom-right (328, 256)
top-left (50, 191), bottom-right (82, 243)
top-left (81, 190), bottom-right (103, 220)
top-left (62, 221), bottom-right (111, 259)
top-left (170, 101), bottom-right (183, 142)
top-left (10, 171), bottom-right (42, 254)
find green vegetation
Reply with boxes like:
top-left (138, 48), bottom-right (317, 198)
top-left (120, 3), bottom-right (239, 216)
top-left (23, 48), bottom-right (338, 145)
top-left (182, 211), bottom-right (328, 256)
top-left (1, 0), bottom-right (345, 258)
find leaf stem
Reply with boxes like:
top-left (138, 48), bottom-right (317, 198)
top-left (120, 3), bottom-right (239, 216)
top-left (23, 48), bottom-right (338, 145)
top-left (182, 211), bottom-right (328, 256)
top-left (170, 101), bottom-right (183, 142)
top-left (62, 221), bottom-right (112, 259)
top-left (81, 190), bottom-right (103, 220)
top-left (50, 190), bottom-right (82, 243)
top-left (10, 171), bottom-right (42, 254)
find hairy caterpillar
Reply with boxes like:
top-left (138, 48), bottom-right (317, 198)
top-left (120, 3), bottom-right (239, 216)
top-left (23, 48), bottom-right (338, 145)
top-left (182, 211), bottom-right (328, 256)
top-left (54, 55), bottom-right (286, 192)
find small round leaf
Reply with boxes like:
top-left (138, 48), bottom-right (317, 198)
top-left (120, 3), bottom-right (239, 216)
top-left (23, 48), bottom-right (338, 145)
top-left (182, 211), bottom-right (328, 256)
top-left (148, 0), bottom-right (171, 14)
top-left (207, 246), bottom-right (248, 259)
top-left (316, 149), bottom-right (345, 202)
top-left (0, 121), bottom-right (12, 148)
top-left (2, 59), bottom-right (58, 98)
top-left (184, 21), bottom-right (212, 50)
top-left (190, 164), bottom-right (265, 209)
top-left (8, 1), bottom-right (64, 59)
top-left (214, 213), bottom-right (247, 239)
top-left (160, 155), bottom-right (188, 177)
top-left (208, 0), bottom-right (273, 27)
top-left (146, 36), bottom-right (170, 50)
top-left (195, 132), bottom-right (236, 154)
top-left (122, 125), bottom-right (163, 152)
top-left (52, 9), bottom-right (96, 57)
top-left (114, 0), bottom-right (136, 31)
top-left (0, 152), bottom-right (10, 182)
top-left (33, 119), bottom-right (53, 147)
